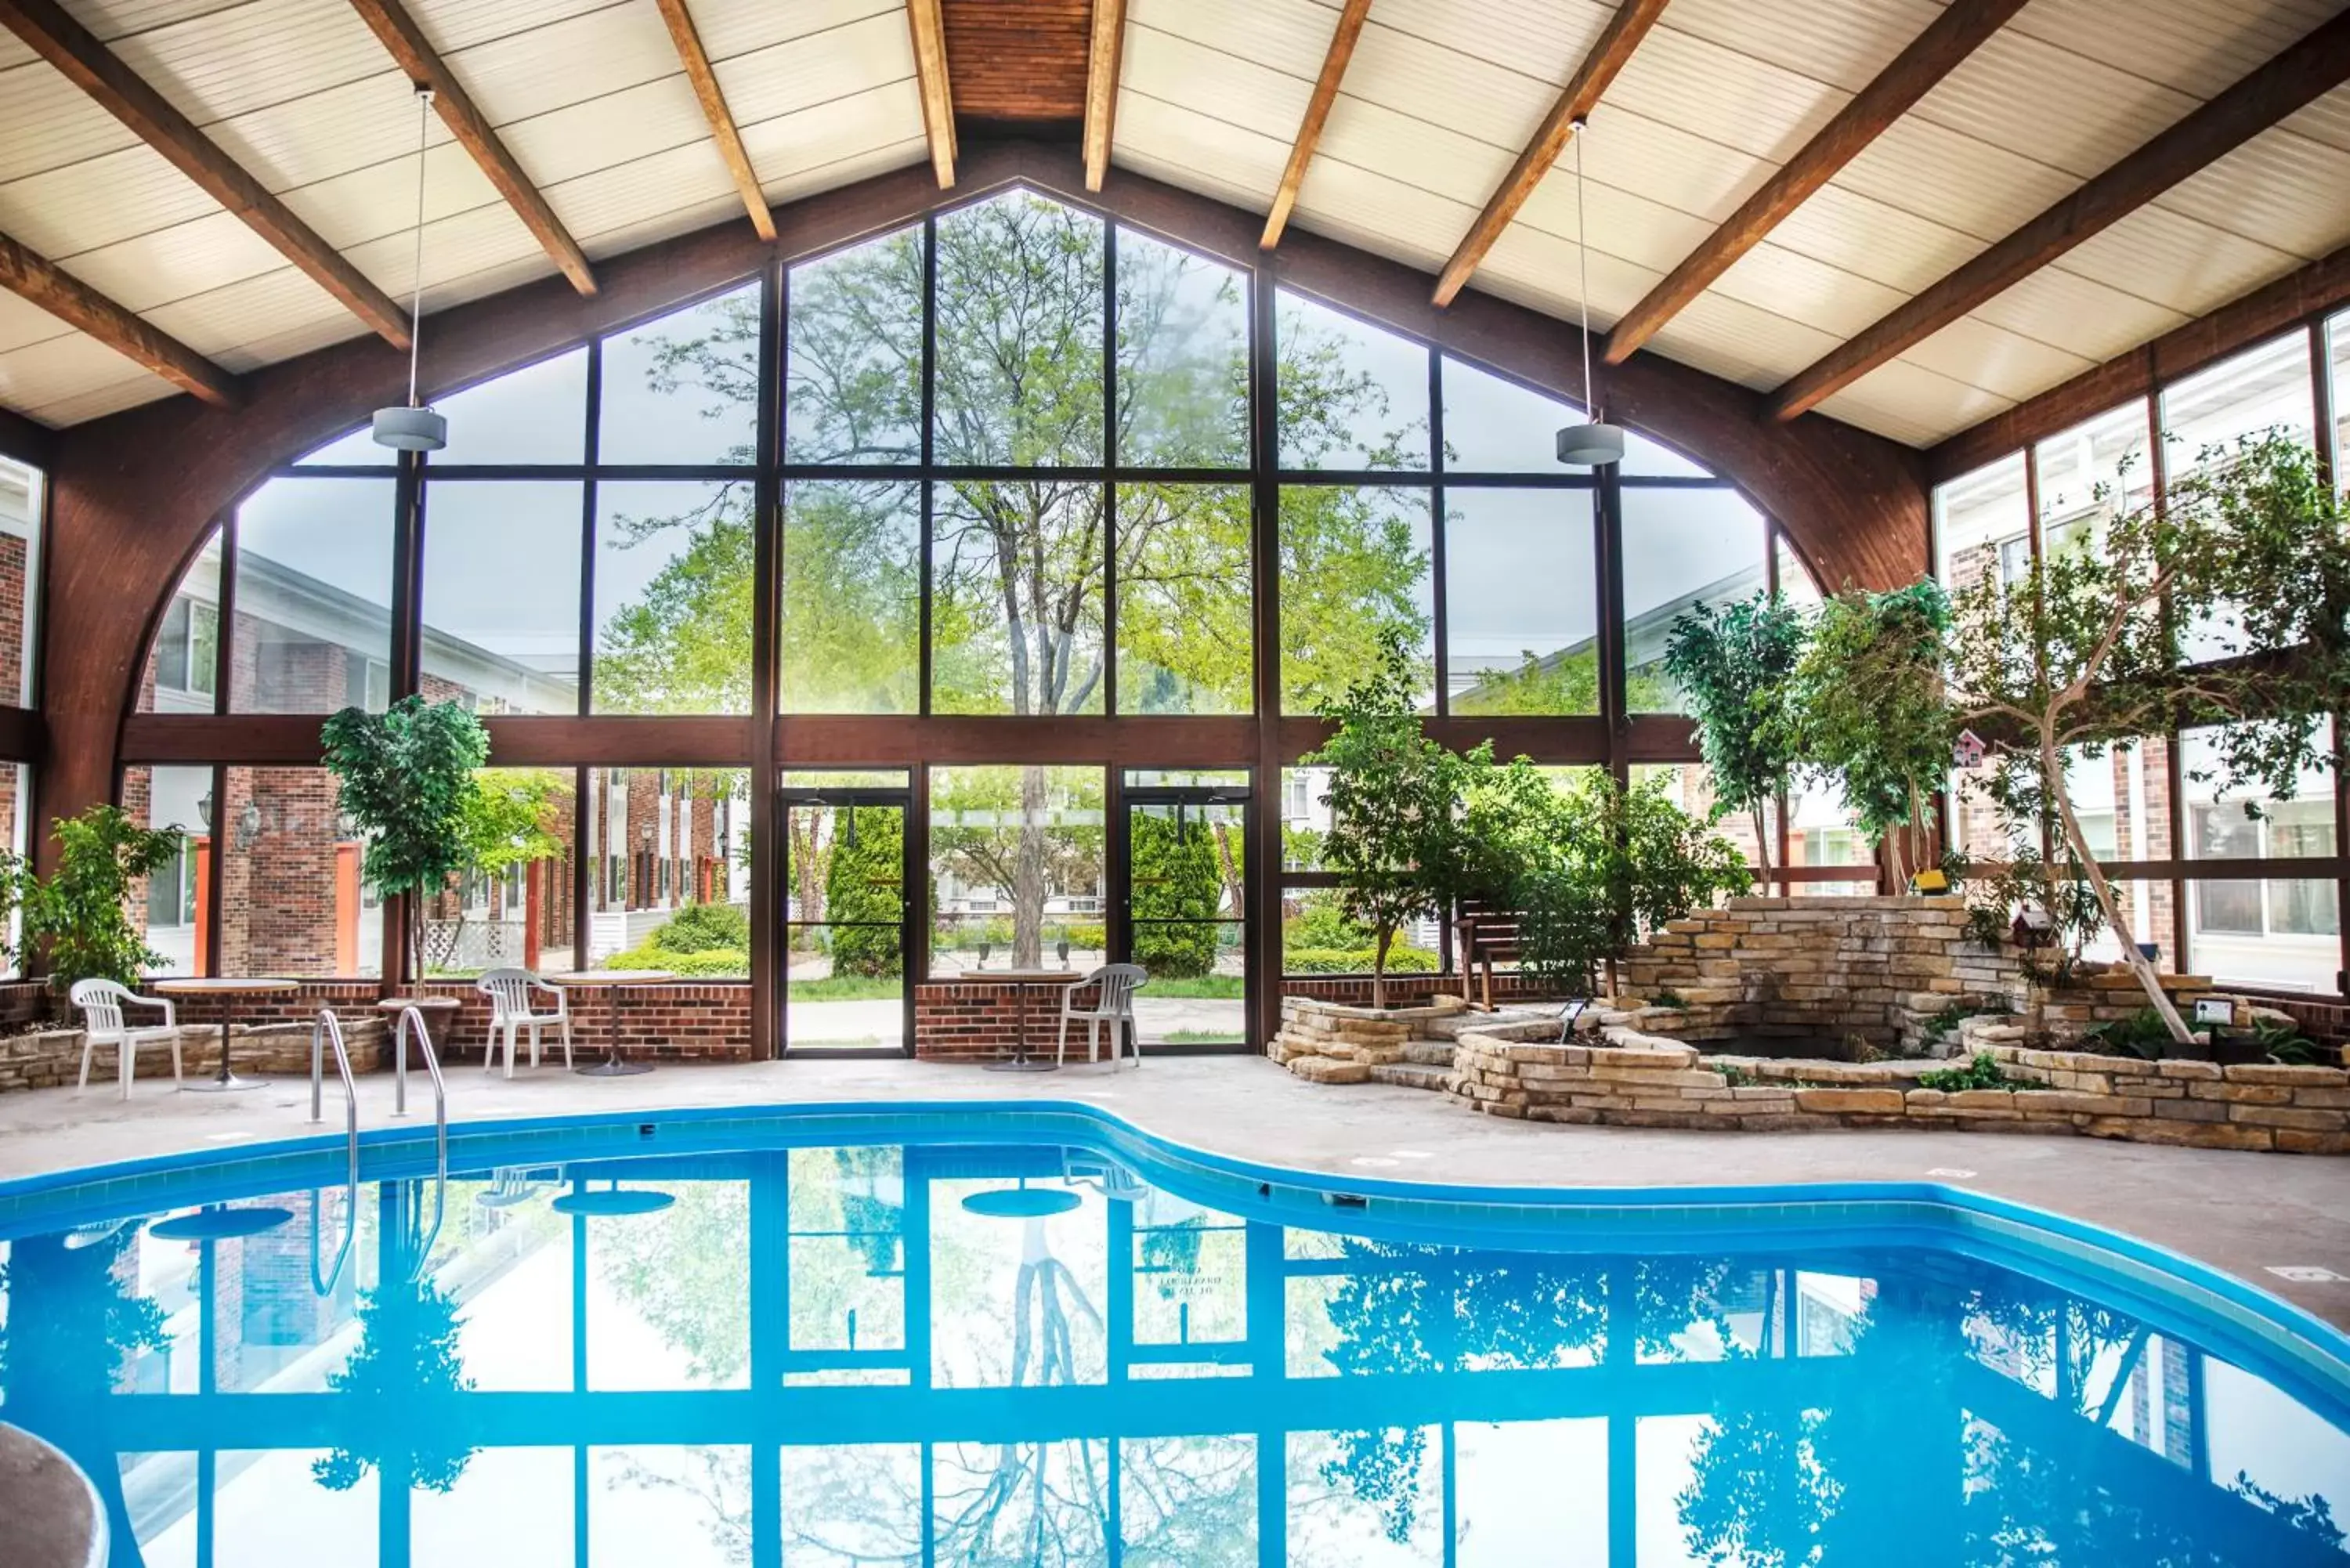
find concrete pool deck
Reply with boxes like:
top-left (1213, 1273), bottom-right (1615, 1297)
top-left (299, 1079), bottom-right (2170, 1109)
top-left (1, 1053), bottom-right (2345, 1333)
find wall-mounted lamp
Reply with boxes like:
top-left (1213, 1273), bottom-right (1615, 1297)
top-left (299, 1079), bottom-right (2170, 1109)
top-left (235, 800), bottom-right (262, 853)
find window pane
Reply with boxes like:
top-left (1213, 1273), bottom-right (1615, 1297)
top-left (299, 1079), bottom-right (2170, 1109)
top-left (140, 530), bottom-right (222, 714)
top-left (1445, 488), bottom-right (1598, 715)
top-left (0, 454), bottom-right (38, 706)
top-left (1117, 228), bottom-right (1248, 468)
top-left (584, 766), bottom-right (750, 972)
top-left (1621, 487), bottom-right (1767, 713)
top-left (593, 479), bottom-right (753, 714)
top-left (2033, 402), bottom-right (2152, 557)
top-left (432, 349), bottom-right (587, 466)
top-left (231, 476), bottom-right (396, 714)
top-left (2160, 333), bottom-right (2316, 473)
top-left (1280, 765), bottom-right (1329, 872)
top-left (420, 480), bottom-right (581, 715)
top-left (786, 225), bottom-right (925, 466)
top-left (220, 767), bottom-right (378, 977)
top-left (932, 480), bottom-right (1104, 715)
top-left (126, 765), bottom-right (209, 978)
top-left (1932, 453), bottom-right (2027, 594)
top-left (2331, 309), bottom-right (2348, 490)
top-left (781, 479), bottom-right (920, 714)
top-left (1441, 356), bottom-right (1578, 472)
top-left (1634, 761), bottom-right (1775, 874)
top-left (1117, 482), bottom-right (1251, 714)
top-left (426, 766), bottom-right (579, 976)
top-left (2182, 721), bottom-right (2334, 989)
top-left (1775, 533), bottom-right (1822, 605)
top-left (598, 284), bottom-right (761, 465)
top-left (1280, 485), bottom-right (1432, 714)
top-left (1277, 291), bottom-right (1429, 471)
top-left (928, 765), bottom-right (1104, 974)
top-left (1620, 427), bottom-right (1711, 479)
top-left (933, 192), bottom-right (1104, 467)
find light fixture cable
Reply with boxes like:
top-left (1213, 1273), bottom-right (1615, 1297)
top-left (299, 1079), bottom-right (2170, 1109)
top-left (406, 86), bottom-right (432, 410)
top-left (1572, 114), bottom-right (1593, 421)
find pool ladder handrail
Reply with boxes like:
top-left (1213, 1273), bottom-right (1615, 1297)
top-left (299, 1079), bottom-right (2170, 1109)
top-left (389, 1005), bottom-right (447, 1277)
top-left (309, 1007), bottom-right (360, 1295)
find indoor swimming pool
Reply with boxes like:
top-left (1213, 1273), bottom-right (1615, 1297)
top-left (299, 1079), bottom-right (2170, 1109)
top-left (0, 1104), bottom-right (2344, 1566)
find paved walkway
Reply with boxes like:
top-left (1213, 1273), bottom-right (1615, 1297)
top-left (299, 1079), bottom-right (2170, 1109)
top-left (1, 1055), bottom-right (2345, 1330)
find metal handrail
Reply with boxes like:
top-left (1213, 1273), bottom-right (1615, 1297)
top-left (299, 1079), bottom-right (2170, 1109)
top-left (392, 1006), bottom-right (447, 1277)
top-left (309, 1008), bottom-right (359, 1296)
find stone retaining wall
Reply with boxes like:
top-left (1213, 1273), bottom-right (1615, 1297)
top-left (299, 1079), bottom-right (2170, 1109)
top-left (1447, 1010), bottom-right (2350, 1154)
top-left (1267, 995), bottom-right (1474, 1082)
top-left (0, 1013), bottom-right (390, 1093)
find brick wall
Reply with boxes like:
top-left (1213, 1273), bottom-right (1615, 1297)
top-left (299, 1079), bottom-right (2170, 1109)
top-left (913, 980), bottom-right (1090, 1061)
top-left (1280, 971), bottom-right (1551, 1007)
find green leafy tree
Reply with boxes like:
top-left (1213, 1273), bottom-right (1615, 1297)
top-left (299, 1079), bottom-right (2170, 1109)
top-left (320, 696), bottom-right (491, 983)
top-left (1947, 430), bottom-right (2350, 1042)
top-left (1129, 809), bottom-right (1222, 977)
top-left (1303, 627), bottom-right (1480, 1007)
top-left (20, 805), bottom-right (182, 994)
top-left (1663, 591), bottom-right (1809, 885)
top-left (436, 767), bottom-right (566, 972)
top-left (1782, 580), bottom-right (1953, 888)
top-left (826, 806), bottom-right (905, 978)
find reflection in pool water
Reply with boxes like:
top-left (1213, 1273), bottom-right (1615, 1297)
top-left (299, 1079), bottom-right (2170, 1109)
top-left (0, 1130), bottom-right (2345, 1567)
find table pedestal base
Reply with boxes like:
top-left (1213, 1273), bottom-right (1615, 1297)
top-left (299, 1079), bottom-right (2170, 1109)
top-left (575, 1050), bottom-right (654, 1078)
top-left (183, 1073), bottom-right (268, 1093)
top-left (982, 1057), bottom-right (1059, 1074)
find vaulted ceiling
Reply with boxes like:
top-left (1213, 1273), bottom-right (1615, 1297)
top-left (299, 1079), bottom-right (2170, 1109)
top-left (3, 0), bottom-right (2348, 450)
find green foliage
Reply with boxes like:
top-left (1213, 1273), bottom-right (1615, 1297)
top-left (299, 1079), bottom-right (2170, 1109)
top-left (2243, 1015), bottom-right (2323, 1065)
top-left (607, 942), bottom-right (748, 977)
top-left (1511, 771), bottom-right (1751, 999)
top-left (1284, 945), bottom-right (1440, 975)
top-left (1781, 580), bottom-right (1952, 885)
top-left (1650, 988), bottom-right (1692, 1011)
top-left (2077, 1009), bottom-right (2174, 1060)
top-left (1303, 627), bottom-right (1484, 1005)
top-left (21, 805), bottom-right (181, 991)
top-left (651, 901), bottom-right (750, 953)
top-left (314, 1278), bottom-right (476, 1493)
top-left (1662, 590), bottom-right (1810, 878)
top-left (826, 807), bottom-right (905, 978)
top-left (1285, 892), bottom-right (1370, 949)
top-left (1920, 1002), bottom-right (1998, 1051)
top-left (1957, 839), bottom-right (2105, 985)
top-left (457, 768), bottom-right (566, 883)
top-left (320, 697), bottom-right (490, 975)
top-left (1917, 1050), bottom-right (2015, 1093)
top-left (1130, 809), bottom-right (1223, 977)
top-left (1947, 431), bottom-right (2350, 1042)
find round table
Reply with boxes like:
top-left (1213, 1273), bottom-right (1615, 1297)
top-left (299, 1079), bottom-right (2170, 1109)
top-left (543, 970), bottom-right (674, 1077)
top-left (376, 995), bottom-right (461, 1113)
top-left (151, 977), bottom-right (301, 1092)
top-left (963, 970), bottom-right (1089, 1073)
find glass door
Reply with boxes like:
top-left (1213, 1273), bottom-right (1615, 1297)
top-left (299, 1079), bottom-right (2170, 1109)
top-left (1120, 771), bottom-right (1250, 1050)
top-left (782, 778), bottom-right (912, 1055)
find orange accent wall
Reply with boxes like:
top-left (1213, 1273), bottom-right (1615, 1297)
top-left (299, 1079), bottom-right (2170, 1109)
top-left (334, 843), bottom-right (360, 974)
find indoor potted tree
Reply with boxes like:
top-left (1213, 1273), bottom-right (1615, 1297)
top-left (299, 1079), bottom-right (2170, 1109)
top-left (320, 696), bottom-right (492, 992)
top-left (18, 805), bottom-right (183, 1019)
top-left (1662, 591), bottom-right (1809, 889)
top-left (1946, 430), bottom-right (2350, 1046)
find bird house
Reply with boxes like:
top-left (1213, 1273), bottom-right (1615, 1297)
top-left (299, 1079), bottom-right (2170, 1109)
top-left (2011, 908), bottom-right (2055, 948)
top-left (1952, 729), bottom-right (1987, 769)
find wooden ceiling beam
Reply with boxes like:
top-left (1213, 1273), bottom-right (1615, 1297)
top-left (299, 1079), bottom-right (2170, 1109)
top-left (347, 0), bottom-right (597, 294)
top-left (907, 0), bottom-right (956, 189)
top-left (1081, 0), bottom-right (1128, 192)
top-left (0, 229), bottom-right (239, 406)
top-left (1604, 0), bottom-right (2027, 365)
top-left (1260, 0), bottom-right (1372, 249)
top-left (653, 0), bottom-right (775, 240)
top-left (0, 0), bottom-right (412, 346)
top-left (1431, 0), bottom-right (1668, 307)
top-left (1769, 7), bottom-right (2350, 422)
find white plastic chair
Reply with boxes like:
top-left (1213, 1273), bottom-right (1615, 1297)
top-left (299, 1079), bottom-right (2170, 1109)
top-left (1054, 964), bottom-right (1146, 1068)
top-left (71, 978), bottom-right (181, 1100)
top-left (475, 968), bottom-right (573, 1078)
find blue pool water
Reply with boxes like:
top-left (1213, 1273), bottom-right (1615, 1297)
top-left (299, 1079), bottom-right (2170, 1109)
top-left (1, 1104), bottom-right (2345, 1567)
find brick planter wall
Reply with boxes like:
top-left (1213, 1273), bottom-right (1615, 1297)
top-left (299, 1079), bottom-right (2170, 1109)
top-left (914, 978), bottom-right (1107, 1062)
top-left (1278, 972), bottom-right (1551, 1007)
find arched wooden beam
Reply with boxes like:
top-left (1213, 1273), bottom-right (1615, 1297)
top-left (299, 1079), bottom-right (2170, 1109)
top-left (38, 142), bottom-right (1923, 862)
top-left (0, 230), bottom-right (240, 407)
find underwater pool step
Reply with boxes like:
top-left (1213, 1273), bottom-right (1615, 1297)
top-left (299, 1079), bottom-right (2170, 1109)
top-left (1402, 1039), bottom-right (1459, 1067)
top-left (1372, 1062), bottom-right (1453, 1090)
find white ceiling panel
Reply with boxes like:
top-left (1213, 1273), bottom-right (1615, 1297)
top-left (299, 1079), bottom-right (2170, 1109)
top-left (54, 208), bottom-right (286, 312)
top-left (757, 134), bottom-right (928, 209)
top-left (1342, 23), bottom-right (1559, 155)
top-left (2056, 204), bottom-right (2303, 316)
top-left (1289, 157), bottom-right (1471, 274)
top-left (1641, 286), bottom-right (1842, 391)
top-left (0, 289), bottom-right (74, 358)
top-left (1658, 0), bottom-right (1939, 94)
top-left (543, 140), bottom-right (735, 244)
top-left (1513, 168), bottom-right (1720, 276)
top-left (1524, 110), bottom-right (1773, 229)
top-left (143, 262), bottom-right (349, 369)
top-left (109, 0), bottom-right (391, 127)
top-left (1965, 265), bottom-right (2190, 364)
top-left (0, 330), bottom-right (153, 420)
top-left (1311, 95), bottom-right (1512, 211)
top-left (711, 10), bottom-right (913, 126)
top-left (1908, 26), bottom-right (2198, 180)
top-left (685, 0), bottom-right (907, 65)
top-left (0, 62), bottom-right (144, 184)
top-left (1122, 24), bottom-right (1312, 145)
top-left (1473, 220), bottom-right (1665, 327)
top-left (1762, 183), bottom-right (1987, 296)
top-left (404, 0), bottom-right (634, 56)
top-left (33, 370), bottom-right (179, 426)
top-left (1815, 357), bottom-right (2017, 448)
top-left (203, 68), bottom-right (454, 196)
top-left (0, 143), bottom-right (218, 258)
top-left (2153, 116), bottom-right (2350, 261)
top-left (443, 1), bottom-right (678, 129)
top-left (345, 199), bottom-right (544, 301)
top-left (2005, 0), bottom-right (2341, 100)
top-left (1604, 23), bottom-right (1849, 166)
top-left (1896, 314), bottom-right (2095, 403)
top-left (739, 80), bottom-right (926, 190)
top-left (1123, 0), bottom-right (1340, 83)
top-left (1834, 114), bottom-right (2085, 241)
top-left (1112, 92), bottom-right (1292, 213)
top-left (494, 76), bottom-right (710, 191)
top-left (276, 144), bottom-right (505, 253)
top-left (60, 0), bottom-right (251, 43)
top-left (1707, 242), bottom-right (1906, 341)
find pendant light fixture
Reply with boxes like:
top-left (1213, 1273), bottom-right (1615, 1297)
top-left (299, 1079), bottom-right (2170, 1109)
top-left (1554, 116), bottom-right (1625, 468)
top-left (373, 87), bottom-right (447, 452)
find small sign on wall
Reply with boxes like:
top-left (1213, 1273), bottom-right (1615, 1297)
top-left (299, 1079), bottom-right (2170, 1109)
top-left (2193, 998), bottom-right (2234, 1027)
